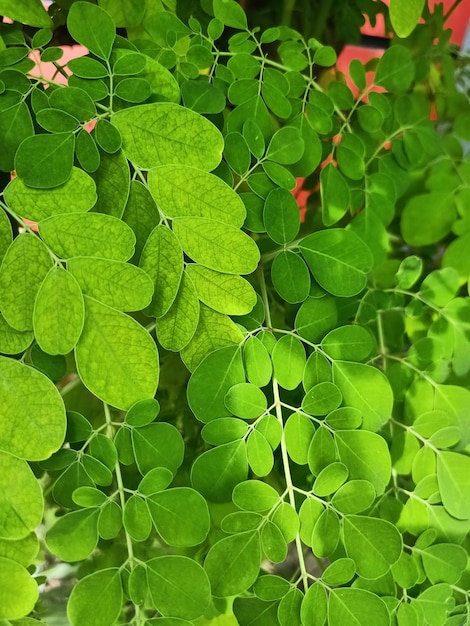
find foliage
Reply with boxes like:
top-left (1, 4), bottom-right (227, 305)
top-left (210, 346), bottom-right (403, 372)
top-left (0, 0), bottom-right (469, 625)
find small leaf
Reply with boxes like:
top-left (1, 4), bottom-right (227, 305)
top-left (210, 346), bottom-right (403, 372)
top-left (312, 462), bottom-right (348, 497)
top-left (390, 0), bottom-right (425, 38)
top-left (322, 558), bottom-right (356, 586)
top-left (271, 250), bottom-right (311, 304)
top-left (67, 568), bottom-right (122, 626)
top-left (0, 0), bottom-right (52, 27)
top-left (263, 188), bottom-right (300, 245)
top-left (331, 480), bottom-right (376, 514)
top-left (243, 335), bottom-right (272, 387)
top-left (421, 544), bottom-right (467, 584)
top-left (126, 398), bottom-right (160, 427)
top-left (191, 440), bottom-right (248, 502)
top-left (75, 297), bottom-right (159, 410)
top-left (254, 575), bottom-right (291, 601)
top-left (312, 508), bottom-right (340, 557)
top-left (232, 480), bottom-right (279, 512)
top-left (156, 272), bottom-right (199, 351)
top-left (322, 325), bottom-right (375, 362)
top-left (301, 583), bottom-right (327, 626)
top-left (302, 381), bottom-right (343, 416)
top-left (375, 45), bottom-right (415, 92)
top-left (266, 126), bottom-right (304, 164)
top-left (335, 430), bottom-right (391, 494)
top-left (247, 430), bottom-right (274, 476)
top-left (213, 0), bottom-right (248, 29)
top-left (284, 412), bottom-right (315, 465)
top-left (123, 495), bottom-right (152, 542)
top-left (437, 451), bottom-right (470, 519)
top-left (132, 423), bottom-right (184, 476)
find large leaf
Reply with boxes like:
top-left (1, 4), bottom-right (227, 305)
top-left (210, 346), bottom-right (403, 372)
top-left (328, 588), bottom-right (390, 626)
top-left (0, 356), bottom-right (66, 460)
top-left (148, 165), bottom-right (245, 227)
top-left (75, 297), bottom-right (159, 410)
top-left (46, 509), bottom-right (99, 562)
top-left (112, 103), bottom-right (224, 171)
top-left (187, 265), bottom-right (256, 316)
top-left (4, 167), bottom-right (96, 222)
top-left (15, 133), bottom-right (75, 189)
top-left (0, 557), bottom-right (39, 620)
top-left (0, 101), bottom-right (34, 172)
top-left (67, 568), bottom-right (122, 626)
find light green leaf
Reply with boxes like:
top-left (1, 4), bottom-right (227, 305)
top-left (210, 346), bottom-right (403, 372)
top-left (157, 272), bottom-right (199, 351)
top-left (147, 555), bottom-right (211, 620)
top-left (421, 543), bottom-right (467, 584)
top-left (437, 451), bottom-right (470, 519)
top-left (243, 335), bottom-right (272, 387)
top-left (191, 440), bottom-right (248, 502)
top-left (263, 188), bottom-right (300, 245)
top-left (303, 351), bottom-right (332, 391)
top-left (225, 383), bottom-right (267, 419)
top-left (186, 265), bottom-right (256, 316)
top-left (0, 533), bottom-right (39, 568)
top-left (254, 575), bottom-right (291, 601)
top-left (271, 250), bottom-right (311, 304)
top-left (401, 193), bottom-right (456, 246)
top-left (173, 217), bottom-right (260, 275)
top-left (302, 381), bottom-right (342, 416)
top-left (141, 56), bottom-right (181, 103)
top-left (415, 583), bottom-right (453, 626)
top-left (331, 480), bottom-right (377, 515)
top-left (132, 423), bottom-right (184, 475)
top-left (312, 462), bottom-right (348, 497)
top-left (15, 133), bottom-right (75, 189)
top-left (68, 257), bottom-right (153, 312)
top-left (322, 558), bottom-right (356, 586)
top-left (33, 267), bottom-right (84, 355)
top-left (295, 296), bottom-right (338, 343)
top-left (75, 296), bottom-right (159, 410)
top-left (148, 165), bottom-right (245, 227)
top-left (67, 568), bottom-right (122, 626)
top-left (232, 480), bottom-right (279, 512)
top-left (308, 425), bottom-right (336, 475)
top-left (343, 515), bottom-right (402, 579)
top-left (329, 588), bottom-right (390, 626)
top-left (300, 229), bottom-right (373, 297)
top-left (0, 101), bottom-right (34, 173)
top-left (39, 212), bottom-right (135, 261)
top-left (271, 334), bottom-right (306, 390)
top-left (0, 0), bottom-right (52, 27)
top-left (0, 557), bottom-right (39, 620)
top-left (322, 325), bottom-right (375, 361)
top-left (390, 0), bottom-right (425, 38)
top-left (122, 181), bottom-right (160, 264)
top-left (312, 508), bottom-right (340, 557)
top-left (301, 582), bottom-right (327, 626)
top-left (139, 225), bottom-right (183, 318)
top-left (0, 356), bottom-right (65, 460)
top-left (278, 588), bottom-right (303, 625)
top-left (187, 345), bottom-right (245, 423)
top-left (205, 531), bottom-right (261, 597)
top-left (375, 45), bottom-right (415, 92)
top-left (247, 430), bottom-right (274, 476)
top-left (98, 501), bottom-right (122, 540)
top-left (0, 210), bottom-right (12, 266)
top-left (272, 502), bottom-right (299, 544)
top-left (213, 0), bottom-right (248, 29)
top-left (148, 487), bottom-right (210, 547)
top-left (0, 233), bottom-right (52, 331)
top-left (0, 452), bottom-right (42, 540)
top-left (123, 495), bottom-right (152, 542)
top-left (4, 167), bottom-right (96, 222)
top-left (284, 412), bottom-right (315, 465)
top-left (299, 498), bottom-right (324, 547)
top-left (112, 103), bottom-right (224, 171)
top-left (335, 430), bottom-right (391, 494)
top-left (201, 417), bottom-right (248, 445)
top-left (46, 509), bottom-right (99, 562)
top-left (333, 361), bottom-right (393, 432)
top-left (138, 467), bottom-right (173, 496)
top-left (91, 150), bottom-right (130, 219)
top-left (181, 303), bottom-right (244, 371)
top-left (67, 2), bottom-right (115, 60)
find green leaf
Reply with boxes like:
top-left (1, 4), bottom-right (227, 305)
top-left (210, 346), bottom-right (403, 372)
top-left (0, 233), bottom-right (52, 331)
top-left (173, 217), bottom-right (260, 275)
top-left (271, 335), bottom-right (306, 390)
top-left (232, 480), bottom-right (279, 512)
top-left (0, 0), bottom-right (52, 27)
top-left (0, 533), bottom-right (39, 568)
top-left (263, 188), bottom-right (300, 245)
top-left (301, 583), bottom-right (327, 626)
top-left (401, 193), bottom-right (456, 246)
top-left (140, 225), bottom-right (183, 318)
top-left (390, 0), bottom-right (425, 37)
top-left (335, 430), bottom-right (391, 494)
top-left (437, 451), bottom-right (470, 519)
top-left (68, 257), bottom-right (153, 312)
top-left (328, 588), bottom-right (390, 626)
top-left (187, 265), bottom-right (256, 316)
top-left (67, 568), bottom-right (122, 626)
top-left (91, 150), bottom-right (130, 219)
top-left (225, 383), bottom-right (267, 419)
top-left (333, 361), bottom-right (393, 432)
top-left (67, 1), bottom-right (115, 60)
top-left (0, 356), bottom-right (65, 460)
top-left (322, 558), bottom-right (356, 586)
top-left (75, 297), bottom-right (159, 410)
top-left (0, 210), bottom-right (12, 265)
top-left (415, 583), bottom-right (453, 626)
top-left (4, 167), bottom-right (97, 222)
top-left (122, 494), bottom-right (152, 541)
top-left (148, 165), bottom-right (245, 227)
top-left (271, 251), bottom-right (311, 304)
top-left (201, 417), bottom-right (248, 445)
top-left (302, 381), bottom-right (342, 416)
top-left (36, 107), bottom-right (80, 133)
top-left (126, 398), bottom-right (160, 428)
top-left (187, 345), bottom-right (245, 423)
top-left (321, 325), bottom-right (375, 361)
top-left (15, 133), bottom-right (74, 189)
top-left (299, 229), bottom-right (373, 297)
top-left (182, 77), bottom-right (226, 115)
top-left (254, 575), bottom-right (291, 601)
top-left (112, 103), bottom-right (224, 171)
top-left (147, 555), bottom-right (211, 620)
top-left (0, 452), bottom-right (42, 540)
top-left (72, 486), bottom-right (107, 508)
top-left (213, 0), bottom-right (248, 29)
top-left (138, 467), bottom-right (173, 496)
top-left (243, 335), bottom-right (272, 387)
top-left (98, 0), bottom-right (145, 27)
top-left (312, 508), bottom-right (340, 557)
top-left (0, 315), bottom-right (33, 355)
top-left (266, 126), bottom-right (304, 165)
top-left (140, 56), bottom-right (180, 103)
top-left (0, 557), bottom-right (39, 620)
top-left (33, 267), bottom-right (84, 355)
top-left (39, 212), bottom-right (135, 261)
top-left (68, 57), bottom-right (108, 79)
top-left (224, 131), bottom-right (251, 175)
top-left (76, 130), bottom-right (100, 173)
top-left (132, 423), bottom-right (184, 475)
top-left (299, 498), bottom-right (324, 547)
top-left (46, 509), bottom-right (99, 562)
top-left (421, 544), bottom-right (467, 584)
top-left (98, 501), bottom-right (122, 539)
top-left (114, 78), bottom-right (151, 104)
top-left (205, 531), bottom-right (261, 597)
top-left (343, 515), bottom-right (402, 579)
top-left (303, 351), bottom-right (332, 391)
top-left (312, 462), bottom-right (348, 497)
top-left (157, 272), bottom-right (199, 351)
top-left (94, 119), bottom-right (122, 152)
top-left (191, 440), bottom-right (248, 502)
top-left (247, 429), bottom-right (273, 476)
top-left (284, 412), bottom-right (315, 465)
top-left (121, 181), bottom-right (160, 264)
top-left (0, 101), bottom-right (34, 171)
top-left (49, 86), bottom-right (96, 122)
top-left (375, 45), bottom-right (415, 92)
top-left (148, 487), bottom-right (210, 547)
top-left (278, 588), bottom-right (303, 625)
top-left (320, 164), bottom-right (350, 227)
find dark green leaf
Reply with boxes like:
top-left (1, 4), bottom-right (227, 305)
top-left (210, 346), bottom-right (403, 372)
top-left (67, 1), bottom-right (115, 60)
top-left (15, 133), bottom-right (74, 189)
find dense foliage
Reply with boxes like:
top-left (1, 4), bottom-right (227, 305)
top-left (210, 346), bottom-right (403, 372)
top-left (0, 0), bottom-right (469, 624)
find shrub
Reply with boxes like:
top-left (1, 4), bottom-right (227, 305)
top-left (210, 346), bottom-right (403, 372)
top-left (0, 0), bottom-right (469, 624)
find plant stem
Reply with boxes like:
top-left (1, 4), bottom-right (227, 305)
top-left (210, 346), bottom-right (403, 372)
top-left (281, 0), bottom-right (296, 26)
top-left (444, 0), bottom-right (464, 21)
